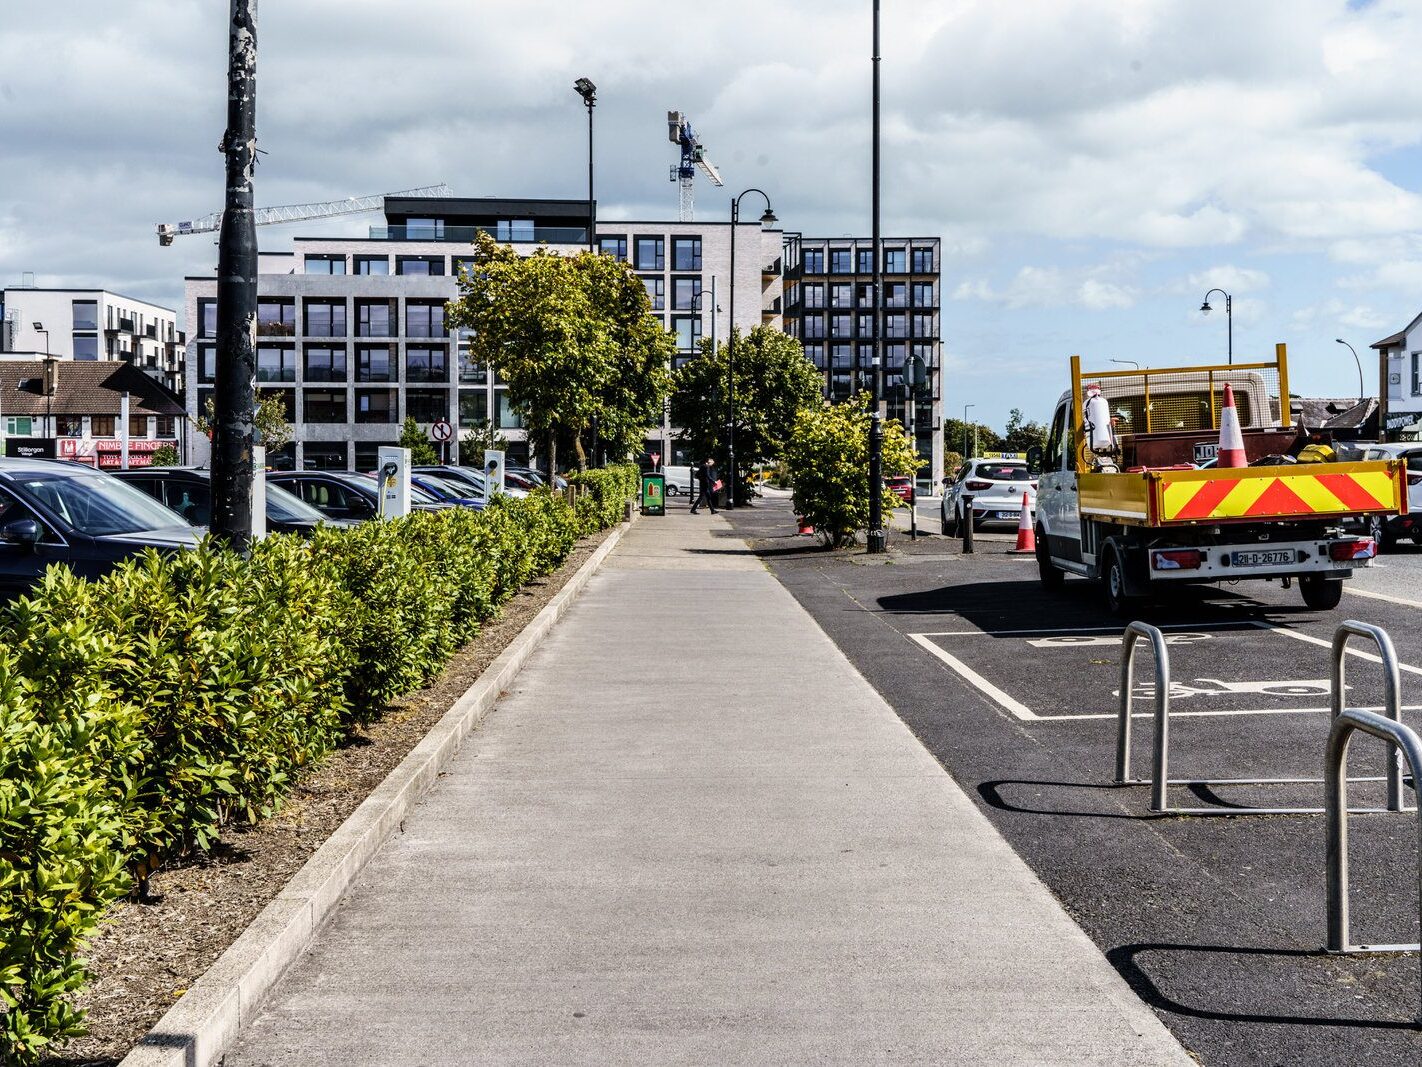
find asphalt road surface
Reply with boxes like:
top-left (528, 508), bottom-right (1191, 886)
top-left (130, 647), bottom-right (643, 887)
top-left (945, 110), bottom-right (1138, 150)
top-left (724, 493), bottom-right (1422, 1066)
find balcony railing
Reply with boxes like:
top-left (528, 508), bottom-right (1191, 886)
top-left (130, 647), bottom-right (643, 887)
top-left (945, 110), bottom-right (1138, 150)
top-left (369, 224), bottom-right (590, 244)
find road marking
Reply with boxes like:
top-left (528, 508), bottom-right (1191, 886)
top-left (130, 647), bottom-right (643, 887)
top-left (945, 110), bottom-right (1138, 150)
top-left (914, 623), bottom-right (1255, 638)
top-left (1028, 632), bottom-right (1213, 648)
top-left (1257, 621), bottom-right (1422, 678)
top-left (1345, 586), bottom-right (1422, 610)
top-left (908, 633), bottom-right (1040, 720)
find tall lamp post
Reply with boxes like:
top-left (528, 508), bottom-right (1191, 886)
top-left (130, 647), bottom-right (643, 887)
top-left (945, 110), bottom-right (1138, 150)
top-left (573, 78), bottom-right (596, 252)
top-left (962, 402), bottom-right (974, 460)
top-left (866, 0), bottom-right (887, 553)
top-left (1200, 288), bottom-right (1232, 366)
top-left (32, 322), bottom-right (52, 440)
top-left (727, 189), bottom-right (776, 510)
top-left (1335, 338), bottom-right (1365, 408)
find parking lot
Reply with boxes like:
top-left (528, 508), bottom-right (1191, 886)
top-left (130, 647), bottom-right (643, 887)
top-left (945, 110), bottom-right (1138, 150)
top-left (726, 494), bottom-right (1422, 1065)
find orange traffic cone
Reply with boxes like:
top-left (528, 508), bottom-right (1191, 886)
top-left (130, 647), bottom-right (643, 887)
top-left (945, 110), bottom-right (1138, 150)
top-left (1217, 383), bottom-right (1247, 468)
top-left (1013, 492), bottom-right (1036, 553)
top-left (797, 516), bottom-right (814, 536)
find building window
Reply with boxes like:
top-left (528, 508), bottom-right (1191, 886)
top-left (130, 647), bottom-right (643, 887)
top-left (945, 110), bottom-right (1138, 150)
top-left (885, 314), bottom-right (908, 339)
top-left (830, 315), bottom-right (852, 339)
top-left (673, 316), bottom-right (702, 353)
top-left (405, 301), bottom-right (446, 338)
top-left (802, 316), bottom-right (825, 340)
top-left (884, 249), bottom-right (907, 273)
top-left (672, 277), bottom-right (702, 311)
top-left (128, 415), bottom-right (149, 439)
top-left (195, 343), bottom-right (215, 383)
top-left (912, 313), bottom-right (936, 337)
top-left (155, 416), bottom-right (176, 438)
top-left (599, 236), bottom-right (628, 262)
top-left (802, 283), bottom-right (825, 309)
top-left (356, 345), bottom-right (396, 383)
top-left (256, 299), bottom-right (296, 337)
top-left (72, 300), bottom-right (98, 331)
top-left (405, 218), bottom-right (445, 239)
top-left (197, 299), bottom-right (217, 338)
top-left (57, 416), bottom-right (83, 437)
top-left (830, 249), bottom-right (853, 274)
top-left (406, 346), bottom-right (449, 382)
top-left (885, 283), bottom-right (907, 308)
top-left (830, 284), bottom-right (853, 309)
top-left (912, 282), bottom-right (935, 307)
top-left (803, 343), bottom-right (826, 369)
top-left (257, 345), bottom-right (297, 383)
top-left (831, 344), bottom-right (854, 370)
top-left (304, 254), bottom-right (346, 275)
top-left (304, 345), bottom-right (347, 382)
top-left (354, 389), bottom-right (397, 423)
top-left (911, 246), bottom-right (935, 273)
top-left (635, 237), bottom-right (665, 271)
top-left (459, 388), bottom-right (489, 427)
top-left (88, 416), bottom-right (114, 437)
top-left (303, 442), bottom-right (348, 471)
top-left (672, 237), bottom-right (702, 271)
top-left (4, 416), bottom-right (33, 436)
top-left (641, 276), bottom-right (665, 311)
top-left (303, 299), bottom-right (346, 337)
top-left (1413, 353), bottom-right (1421, 396)
top-left (856, 313), bottom-right (875, 338)
top-left (262, 389), bottom-right (297, 421)
top-left (459, 347), bottom-right (487, 384)
top-left (857, 249), bottom-right (873, 273)
top-left (354, 255), bottom-right (389, 276)
top-left (496, 219), bottom-right (535, 242)
top-left (803, 248), bottom-right (825, 274)
top-left (405, 389), bottom-right (449, 423)
top-left (356, 300), bottom-right (396, 338)
top-left (72, 335), bottom-right (99, 360)
top-left (304, 389), bottom-right (347, 423)
top-left (453, 256), bottom-right (478, 278)
top-left (495, 391), bottom-right (523, 429)
top-left (396, 255), bottom-right (445, 276)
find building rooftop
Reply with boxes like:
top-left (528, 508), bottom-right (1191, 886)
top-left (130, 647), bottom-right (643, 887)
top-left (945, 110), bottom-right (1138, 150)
top-left (0, 360), bottom-right (185, 417)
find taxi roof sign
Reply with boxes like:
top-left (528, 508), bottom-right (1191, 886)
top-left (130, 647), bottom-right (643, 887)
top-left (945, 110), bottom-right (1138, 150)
top-left (978, 451), bottom-right (1028, 460)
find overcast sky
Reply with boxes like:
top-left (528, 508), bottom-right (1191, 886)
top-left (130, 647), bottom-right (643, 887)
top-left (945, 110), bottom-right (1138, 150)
top-left (3, 0), bottom-right (1421, 427)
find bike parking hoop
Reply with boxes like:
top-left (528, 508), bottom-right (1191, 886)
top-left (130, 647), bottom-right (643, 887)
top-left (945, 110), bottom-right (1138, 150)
top-left (1114, 620), bottom-right (1406, 817)
top-left (1324, 709), bottom-right (1422, 1022)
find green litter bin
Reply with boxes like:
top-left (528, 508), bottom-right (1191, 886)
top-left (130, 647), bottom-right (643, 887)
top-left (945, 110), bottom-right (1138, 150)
top-left (641, 472), bottom-right (666, 516)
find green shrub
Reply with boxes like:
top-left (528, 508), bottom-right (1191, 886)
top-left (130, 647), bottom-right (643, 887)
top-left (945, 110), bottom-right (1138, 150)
top-left (566, 464), bottom-right (638, 534)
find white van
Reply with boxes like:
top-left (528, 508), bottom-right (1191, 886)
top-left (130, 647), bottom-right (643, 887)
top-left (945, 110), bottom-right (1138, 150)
top-left (660, 465), bottom-right (695, 496)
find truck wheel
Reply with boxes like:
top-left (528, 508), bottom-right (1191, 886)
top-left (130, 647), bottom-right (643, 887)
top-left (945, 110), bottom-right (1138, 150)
top-left (1036, 529), bottom-right (1064, 590)
top-left (1102, 547), bottom-right (1136, 617)
top-left (1300, 575), bottom-right (1344, 610)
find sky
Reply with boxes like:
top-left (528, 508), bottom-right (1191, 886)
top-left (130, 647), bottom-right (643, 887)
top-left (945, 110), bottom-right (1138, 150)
top-left (4, 0), bottom-right (1422, 430)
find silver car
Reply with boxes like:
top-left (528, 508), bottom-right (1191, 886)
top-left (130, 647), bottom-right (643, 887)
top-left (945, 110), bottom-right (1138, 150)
top-left (941, 458), bottom-right (1036, 535)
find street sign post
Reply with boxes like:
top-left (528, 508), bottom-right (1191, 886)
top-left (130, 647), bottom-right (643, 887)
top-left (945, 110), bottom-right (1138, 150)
top-left (430, 418), bottom-right (454, 464)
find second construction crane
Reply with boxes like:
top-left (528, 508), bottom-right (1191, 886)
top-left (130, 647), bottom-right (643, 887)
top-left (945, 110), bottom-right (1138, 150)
top-left (156, 183), bottom-right (452, 245)
top-left (667, 111), bottom-right (723, 222)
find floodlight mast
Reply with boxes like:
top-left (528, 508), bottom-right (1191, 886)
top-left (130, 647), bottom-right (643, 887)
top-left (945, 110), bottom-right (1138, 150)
top-left (667, 110), bottom-right (724, 222)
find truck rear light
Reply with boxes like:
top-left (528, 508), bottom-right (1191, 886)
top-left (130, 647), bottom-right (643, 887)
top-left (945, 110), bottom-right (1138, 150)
top-left (1329, 539), bottom-right (1376, 561)
top-left (965, 480), bottom-right (991, 491)
top-left (1151, 549), bottom-right (1202, 571)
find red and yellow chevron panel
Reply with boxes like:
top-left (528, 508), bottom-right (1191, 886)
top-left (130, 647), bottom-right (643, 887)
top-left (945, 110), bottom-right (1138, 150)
top-left (1156, 462), bottom-right (1404, 524)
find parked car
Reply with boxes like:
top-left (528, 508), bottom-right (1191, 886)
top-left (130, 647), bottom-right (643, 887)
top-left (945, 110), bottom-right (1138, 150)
top-left (412, 465), bottom-right (529, 500)
top-left (1361, 443), bottom-right (1422, 548)
top-left (112, 467), bottom-right (353, 536)
top-left (410, 473), bottom-right (485, 509)
top-left (886, 475), bottom-right (915, 504)
top-left (0, 458), bottom-right (200, 598)
top-left (267, 470), bottom-right (449, 521)
top-left (941, 458), bottom-right (1036, 535)
top-left (509, 465), bottom-right (569, 491)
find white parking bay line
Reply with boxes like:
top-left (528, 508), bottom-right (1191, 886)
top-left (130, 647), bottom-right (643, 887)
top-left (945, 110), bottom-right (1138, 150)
top-left (908, 633), bottom-right (1039, 721)
top-left (1345, 586), bottom-right (1422, 611)
top-left (1258, 621), bottom-right (1422, 678)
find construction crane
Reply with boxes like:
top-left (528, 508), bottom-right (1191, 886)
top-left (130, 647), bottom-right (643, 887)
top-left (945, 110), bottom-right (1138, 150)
top-left (667, 112), bottom-right (723, 222)
top-left (156, 183), bottom-right (453, 245)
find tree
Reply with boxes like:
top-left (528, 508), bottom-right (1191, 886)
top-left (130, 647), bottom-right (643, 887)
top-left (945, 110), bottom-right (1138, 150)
top-left (458, 419), bottom-right (510, 466)
top-left (148, 443), bottom-right (181, 467)
top-left (784, 397), bottom-right (919, 548)
top-left (941, 417), bottom-right (1002, 460)
top-left (196, 391), bottom-right (292, 450)
top-left (446, 232), bottom-right (674, 472)
top-left (398, 416), bottom-right (439, 465)
top-left (671, 326), bottom-right (823, 504)
top-left (1003, 408), bottom-right (1049, 454)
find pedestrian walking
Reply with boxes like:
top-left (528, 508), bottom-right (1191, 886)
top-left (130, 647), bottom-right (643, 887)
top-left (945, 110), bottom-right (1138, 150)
top-left (690, 457), bottom-right (721, 515)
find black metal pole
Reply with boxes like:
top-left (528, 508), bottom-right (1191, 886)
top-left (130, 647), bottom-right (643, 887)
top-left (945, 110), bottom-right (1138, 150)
top-left (1226, 292), bottom-right (1233, 366)
top-left (866, 0), bottom-right (886, 554)
top-left (728, 196), bottom-right (737, 511)
top-left (212, 0), bottom-right (258, 551)
top-left (586, 100), bottom-right (595, 253)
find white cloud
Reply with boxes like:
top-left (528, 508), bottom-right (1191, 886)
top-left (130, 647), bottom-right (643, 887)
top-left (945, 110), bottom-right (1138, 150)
top-left (1182, 267), bottom-right (1272, 295)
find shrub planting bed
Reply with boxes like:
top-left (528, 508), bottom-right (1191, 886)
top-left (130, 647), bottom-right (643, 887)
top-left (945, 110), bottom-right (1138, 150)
top-left (0, 466), bottom-right (637, 1066)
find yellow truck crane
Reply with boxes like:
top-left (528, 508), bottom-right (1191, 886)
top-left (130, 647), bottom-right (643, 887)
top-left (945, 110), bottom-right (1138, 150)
top-left (1029, 345), bottom-right (1408, 613)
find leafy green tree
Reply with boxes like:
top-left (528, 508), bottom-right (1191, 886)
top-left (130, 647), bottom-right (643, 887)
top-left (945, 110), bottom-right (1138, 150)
top-left (941, 417), bottom-right (1003, 460)
top-left (1003, 407), bottom-right (1049, 454)
top-left (671, 326), bottom-right (823, 504)
top-left (148, 443), bottom-right (181, 467)
top-left (446, 232), bottom-right (674, 472)
top-left (398, 417), bottom-right (439, 465)
top-left (195, 392), bottom-right (292, 450)
top-left (457, 419), bottom-right (510, 466)
top-left (784, 397), bottom-right (918, 547)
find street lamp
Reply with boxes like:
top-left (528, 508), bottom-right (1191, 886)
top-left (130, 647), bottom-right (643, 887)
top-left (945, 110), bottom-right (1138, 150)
top-left (1335, 338), bottom-right (1365, 408)
top-left (866, 0), bottom-right (888, 553)
top-left (31, 322), bottom-right (49, 355)
top-left (962, 402), bottom-right (974, 460)
top-left (573, 78), bottom-right (596, 253)
top-left (727, 189), bottom-right (776, 510)
top-left (1110, 359), bottom-right (1140, 370)
top-left (32, 322), bottom-right (54, 438)
top-left (1200, 288), bottom-right (1232, 366)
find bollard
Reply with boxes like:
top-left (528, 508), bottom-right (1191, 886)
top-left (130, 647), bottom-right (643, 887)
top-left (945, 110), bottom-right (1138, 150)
top-left (961, 493), bottom-right (975, 554)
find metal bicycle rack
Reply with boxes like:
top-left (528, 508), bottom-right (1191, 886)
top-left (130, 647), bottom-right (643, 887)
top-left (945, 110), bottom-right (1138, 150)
top-left (1114, 620), bottom-right (1407, 816)
top-left (1325, 708), bottom-right (1422, 1023)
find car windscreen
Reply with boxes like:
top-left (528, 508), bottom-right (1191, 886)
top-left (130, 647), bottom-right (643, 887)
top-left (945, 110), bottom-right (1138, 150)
top-left (351, 473), bottom-right (441, 505)
top-left (266, 482), bottom-right (327, 523)
top-left (976, 464), bottom-right (1031, 481)
top-left (14, 473), bottom-right (185, 535)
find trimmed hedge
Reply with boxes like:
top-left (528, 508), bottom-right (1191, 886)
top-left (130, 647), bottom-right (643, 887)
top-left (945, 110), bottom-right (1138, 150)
top-left (0, 486), bottom-right (631, 1064)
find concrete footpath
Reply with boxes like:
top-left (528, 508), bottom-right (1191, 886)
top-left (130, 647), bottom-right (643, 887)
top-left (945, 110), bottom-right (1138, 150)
top-left (227, 510), bottom-right (1189, 1065)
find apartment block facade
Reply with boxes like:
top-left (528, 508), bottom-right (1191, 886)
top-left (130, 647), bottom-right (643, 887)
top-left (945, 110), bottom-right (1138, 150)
top-left (781, 236), bottom-right (944, 483)
top-left (183, 196), bottom-right (783, 471)
top-left (0, 287), bottom-right (184, 393)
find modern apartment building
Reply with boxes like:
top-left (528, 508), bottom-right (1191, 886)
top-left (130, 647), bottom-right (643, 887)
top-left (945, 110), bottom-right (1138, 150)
top-left (0, 286), bottom-right (185, 393)
top-left (781, 236), bottom-right (943, 483)
top-left (183, 196), bottom-right (783, 471)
